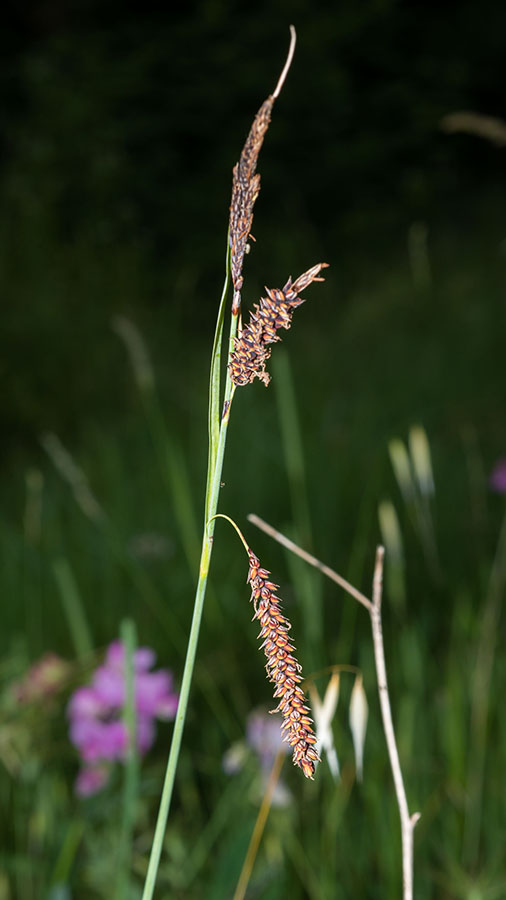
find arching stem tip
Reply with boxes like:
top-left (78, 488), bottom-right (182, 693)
top-left (273, 25), bottom-right (297, 99)
top-left (208, 513), bottom-right (250, 555)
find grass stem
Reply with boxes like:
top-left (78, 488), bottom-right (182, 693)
top-left (114, 618), bottom-right (139, 900)
top-left (141, 256), bottom-right (237, 900)
top-left (233, 751), bottom-right (285, 900)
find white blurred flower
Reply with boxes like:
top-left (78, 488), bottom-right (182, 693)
top-left (349, 674), bottom-right (368, 782)
top-left (409, 426), bottom-right (435, 496)
top-left (246, 708), bottom-right (290, 768)
top-left (388, 438), bottom-right (415, 504)
top-left (309, 673), bottom-right (340, 780)
top-left (222, 741), bottom-right (248, 776)
top-left (378, 501), bottom-right (403, 563)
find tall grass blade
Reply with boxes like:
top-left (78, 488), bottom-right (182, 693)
top-left (141, 240), bottom-right (237, 900)
top-left (273, 350), bottom-right (322, 666)
top-left (48, 821), bottom-right (84, 894)
top-left (233, 751), bottom-right (285, 900)
top-left (378, 499), bottom-right (406, 614)
top-left (23, 469), bottom-right (44, 546)
top-left (52, 557), bottom-right (93, 659)
top-left (272, 350), bottom-right (313, 546)
top-left (113, 315), bottom-right (201, 573)
top-left (205, 240), bottom-right (231, 523)
top-left (114, 618), bottom-right (139, 900)
top-left (463, 511), bottom-right (506, 866)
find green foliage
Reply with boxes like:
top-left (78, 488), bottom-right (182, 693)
top-left (1, 226), bottom-right (505, 896)
top-left (1, 8), bottom-right (506, 896)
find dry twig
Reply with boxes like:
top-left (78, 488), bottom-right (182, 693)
top-left (441, 110), bottom-right (506, 146)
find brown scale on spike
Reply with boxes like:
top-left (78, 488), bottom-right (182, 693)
top-left (229, 262), bottom-right (329, 387)
top-left (229, 97), bottom-right (274, 311)
top-left (247, 550), bottom-right (319, 779)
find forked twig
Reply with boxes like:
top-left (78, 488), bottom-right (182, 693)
top-left (370, 548), bottom-right (421, 900)
top-left (248, 514), bottom-right (420, 900)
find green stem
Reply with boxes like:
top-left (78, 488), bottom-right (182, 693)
top-left (115, 619), bottom-right (139, 900)
top-left (233, 751), bottom-right (285, 900)
top-left (141, 278), bottom-right (238, 900)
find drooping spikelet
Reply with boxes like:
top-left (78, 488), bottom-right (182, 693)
top-left (229, 262), bottom-right (329, 387)
top-left (229, 97), bottom-right (274, 311)
top-left (247, 550), bottom-right (319, 778)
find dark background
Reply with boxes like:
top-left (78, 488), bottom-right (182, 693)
top-left (1, 2), bottom-right (506, 898)
top-left (2, 0), bottom-right (506, 455)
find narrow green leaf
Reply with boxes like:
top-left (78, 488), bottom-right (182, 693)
top-left (205, 237), bottom-right (231, 522)
top-left (114, 618), bottom-right (139, 900)
top-left (52, 557), bottom-right (93, 660)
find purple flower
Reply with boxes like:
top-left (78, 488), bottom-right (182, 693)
top-left (68, 639), bottom-right (178, 796)
top-left (223, 708), bottom-right (292, 808)
top-left (75, 765), bottom-right (110, 797)
top-left (490, 459), bottom-right (506, 495)
top-left (246, 708), bottom-right (290, 771)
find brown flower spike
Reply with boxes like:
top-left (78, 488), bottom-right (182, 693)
top-left (229, 96), bottom-right (274, 309)
top-left (229, 27), bottom-right (297, 313)
top-left (229, 262), bottom-right (329, 386)
top-left (247, 550), bottom-right (319, 778)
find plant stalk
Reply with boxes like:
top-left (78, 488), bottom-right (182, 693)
top-left (141, 286), bottom-right (237, 900)
top-left (115, 618), bottom-right (139, 900)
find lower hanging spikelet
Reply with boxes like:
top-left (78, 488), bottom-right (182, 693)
top-left (247, 550), bottom-right (320, 778)
top-left (229, 262), bottom-right (329, 387)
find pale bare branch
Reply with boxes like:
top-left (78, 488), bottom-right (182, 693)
top-left (370, 546), bottom-right (420, 900)
top-left (247, 513), bottom-right (372, 611)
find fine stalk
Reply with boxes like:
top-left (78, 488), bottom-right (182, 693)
top-left (141, 247), bottom-right (236, 900)
top-left (141, 27), bottom-right (300, 896)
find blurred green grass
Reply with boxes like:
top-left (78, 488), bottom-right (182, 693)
top-left (1, 212), bottom-right (505, 898)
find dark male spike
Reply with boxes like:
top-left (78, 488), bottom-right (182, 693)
top-left (229, 27), bottom-right (297, 313)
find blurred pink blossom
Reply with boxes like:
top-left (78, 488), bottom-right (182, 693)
top-left (223, 708), bottom-right (292, 808)
top-left (75, 765), bottom-right (110, 797)
top-left (246, 708), bottom-right (290, 769)
top-left (67, 640), bottom-right (178, 796)
top-left (12, 653), bottom-right (71, 705)
top-left (490, 459), bottom-right (506, 495)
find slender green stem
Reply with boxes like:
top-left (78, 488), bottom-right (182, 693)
top-left (233, 751), bottom-right (285, 900)
top-left (141, 262), bottom-right (238, 900)
top-left (115, 618), bottom-right (139, 900)
top-left (205, 243), bottom-right (232, 523)
top-left (209, 513), bottom-right (250, 554)
top-left (463, 509), bottom-right (506, 865)
top-left (49, 820), bottom-right (84, 888)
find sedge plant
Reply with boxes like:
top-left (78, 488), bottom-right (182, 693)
top-left (141, 26), bottom-right (329, 897)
